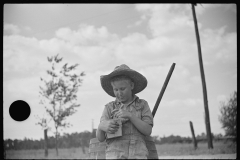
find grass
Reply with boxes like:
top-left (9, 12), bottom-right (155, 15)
top-left (155, 140), bottom-right (236, 156)
top-left (5, 141), bottom-right (236, 159)
top-left (5, 147), bottom-right (88, 159)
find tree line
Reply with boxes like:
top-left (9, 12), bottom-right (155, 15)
top-left (4, 130), bottom-right (229, 151)
top-left (152, 132), bottom-right (228, 145)
top-left (4, 130), bottom-right (93, 150)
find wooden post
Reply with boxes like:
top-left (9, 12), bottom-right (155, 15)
top-left (55, 131), bottom-right (59, 156)
top-left (44, 129), bottom-right (48, 157)
top-left (191, 4), bottom-right (213, 149)
top-left (189, 121), bottom-right (198, 150)
top-left (152, 63), bottom-right (176, 117)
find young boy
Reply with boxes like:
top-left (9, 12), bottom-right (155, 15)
top-left (97, 64), bottom-right (153, 159)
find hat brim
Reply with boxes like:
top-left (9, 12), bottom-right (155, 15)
top-left (100, 69), bottom-right (147, 97)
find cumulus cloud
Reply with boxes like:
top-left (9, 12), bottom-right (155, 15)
top-left (135, 4), bottom-right (194, 37)
top-left (134, 4), bottom-right (236, 66)
top-left (127, 14), bottom-right (147, 28)
top-left (200, 26), bottom-right (236, 65)
top-left (4, 5), bottom-right (236, 104)
top-left (5, 9), bottom-right (235, 77)
top-left (3, 35), bottom-right (51, 74)
top-left (4, 23), bottom-right (21, 35)
top-left (55, 24), bottom-right (119, 46)
top-left (161, 98), bottom-right (202, 108)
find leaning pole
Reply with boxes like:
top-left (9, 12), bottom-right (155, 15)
top-left (191, 4), bottom-right (213, 149)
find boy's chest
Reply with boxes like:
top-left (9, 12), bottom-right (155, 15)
top-left (111, 103), bottom-right (141, 119)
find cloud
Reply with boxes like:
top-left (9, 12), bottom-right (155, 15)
top-left (55, 24), bottom-right (119, 46)
top-left (135, 4), bottom-right (194, 37)
top-left (3, 35), bottom-right (50, 74)
top-left (127, 15), bottom-right (147, 28)
top-left (24, 26), bottom-right (32, 32)
top-left (3, 4), bottom-right (236, 139)
top-left (4, 27), bottom-right (199, 99)
top-left (53, 24), bottom-right (121, 72)
top-left (4, 23), bottom-right (21, 35)
top-left (4, 9), bottom-right (235, 107)
top-left (200, 27), bottom-right (237, 65)
top-left (161, 98), bottom-right (203, 108)
top-left (5, 14), bottom-right (235, 77)
top-left (134, 4), bottom-right (237, 66)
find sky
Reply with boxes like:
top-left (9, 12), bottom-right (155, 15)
top-left (3, 4), bottom-right (237, 140)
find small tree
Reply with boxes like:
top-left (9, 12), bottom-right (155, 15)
top-left (218, 91), bottom-right (237, 141)
top-left (39, 54), bottom-right (85, 156)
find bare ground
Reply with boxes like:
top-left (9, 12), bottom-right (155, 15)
top-left (158, 153), bottom-right (236, 159)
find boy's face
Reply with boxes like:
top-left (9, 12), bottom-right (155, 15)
top-left (111, 79), bottom-right (134, 104)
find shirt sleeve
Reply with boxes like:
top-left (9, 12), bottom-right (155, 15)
top-left (100, 102), bottom-right (112, 123)
top-left (141, 100), bottom-right (154, 127)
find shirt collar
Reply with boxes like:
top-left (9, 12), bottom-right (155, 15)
top-left (115, 95), bottom-right (139, 107)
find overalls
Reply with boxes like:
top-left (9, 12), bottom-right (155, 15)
top-left (105, 96), bottom-right (149, 159)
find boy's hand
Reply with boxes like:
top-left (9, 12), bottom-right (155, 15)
top-left (111, 108), bottom-right (119, 118)
top-left (99, 119), bottom-right (120, 134)
top-left (115, 109), bottom-right (132, 119)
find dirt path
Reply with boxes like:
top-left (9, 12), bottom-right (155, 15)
top-left (158, 153), bottom-right (236, 159)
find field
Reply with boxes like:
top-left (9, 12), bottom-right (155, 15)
top-left (5, 141), bottom-right (236, 159)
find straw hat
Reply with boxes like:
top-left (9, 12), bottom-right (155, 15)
top-left (100, 64), bottom-right (147, 97)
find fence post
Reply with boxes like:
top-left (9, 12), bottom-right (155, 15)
top-left (44, 129), bottom-right (48, 157)
top-left (189, 121), bottom-right (198, 149)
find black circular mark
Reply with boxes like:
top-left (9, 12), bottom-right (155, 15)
top-left (9, 100), bottom-right (31, 121)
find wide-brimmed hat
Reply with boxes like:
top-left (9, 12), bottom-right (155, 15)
top-left (100, 64), bottom-right (147, 97)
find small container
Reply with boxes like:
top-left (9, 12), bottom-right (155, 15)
top-left (106, 119), bottom-right (122, 139)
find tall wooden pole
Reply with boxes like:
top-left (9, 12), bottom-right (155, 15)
top-left (189, 121), bottom-right (198, 150)
top-left (191, 4), bottom-right (213, 149)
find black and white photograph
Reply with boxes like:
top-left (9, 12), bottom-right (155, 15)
top-left (3, 4), bottom-right (236, 159)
